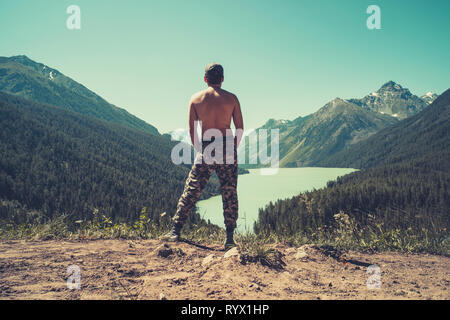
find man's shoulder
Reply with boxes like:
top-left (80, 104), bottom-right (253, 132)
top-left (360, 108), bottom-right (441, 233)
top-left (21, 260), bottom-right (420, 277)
top-left (220, 88), bottom-right (239, 102)
top-left (190, 89), bottom-right (207, 104)
top-left (190, 88), bottom-right (239, 104)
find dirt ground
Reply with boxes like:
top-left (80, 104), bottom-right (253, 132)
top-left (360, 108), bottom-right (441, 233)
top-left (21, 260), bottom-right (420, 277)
top-left (0, 239), bottom-right (448, 300)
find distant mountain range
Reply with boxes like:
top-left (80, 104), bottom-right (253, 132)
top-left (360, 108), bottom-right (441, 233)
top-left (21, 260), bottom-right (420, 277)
top-left (320, 88), bottom-right (450, 169)
top-left (244, 81), bottom-right (438, 168)
top-left (0, 55), bottom-right (159, 135)
top-left (348, 81), bottom-right (432, 120)
top-left (255, 89), bottom-right (450, 243)
top-left (0, 54), bottom-right (445, 231)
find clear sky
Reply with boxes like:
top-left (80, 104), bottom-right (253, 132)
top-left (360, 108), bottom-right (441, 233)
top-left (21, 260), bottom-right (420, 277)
top-left (1, 0), bottom-right (449, 133)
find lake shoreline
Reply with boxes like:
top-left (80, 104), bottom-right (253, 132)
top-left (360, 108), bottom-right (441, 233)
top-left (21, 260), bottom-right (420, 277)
top-left (197, 167), bottom-right (357, 232)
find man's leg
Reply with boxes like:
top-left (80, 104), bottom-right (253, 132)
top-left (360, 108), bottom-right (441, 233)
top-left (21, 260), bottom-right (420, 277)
top-left (215, 162), bottom-right (238, 249)
top-left (165, 161), bottom-right (212, 240)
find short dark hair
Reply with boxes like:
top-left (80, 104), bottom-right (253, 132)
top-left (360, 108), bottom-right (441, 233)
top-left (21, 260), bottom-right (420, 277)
top-left (205, 63), bottom-right (224, 85)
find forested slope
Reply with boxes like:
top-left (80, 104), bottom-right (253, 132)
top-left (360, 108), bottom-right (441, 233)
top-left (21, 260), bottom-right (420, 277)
top-left (0, 92), bottom-right (219, 224)
top-left (319, 89), bottom-right (450, 169)
top-left (0, 55), bottom-right (159, 135)
top-left (255, 90), bottom-right (450, 252)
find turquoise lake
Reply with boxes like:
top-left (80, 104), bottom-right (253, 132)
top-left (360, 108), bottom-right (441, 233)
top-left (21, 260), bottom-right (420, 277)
top-left (196, 167), bottom-right (357, 233)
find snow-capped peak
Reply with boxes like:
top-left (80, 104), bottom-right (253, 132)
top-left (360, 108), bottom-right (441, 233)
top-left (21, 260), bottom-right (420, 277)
top-left (421, 91), bottom-right (438, 105)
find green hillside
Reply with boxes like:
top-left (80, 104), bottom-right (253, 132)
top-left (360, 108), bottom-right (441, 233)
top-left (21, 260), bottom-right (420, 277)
top-left (254, 90), bottom-right (450, 254)
top-left (319, 89), bottom-right (450, 169)
top-left (0, 92), bottom-right (219, 225)
top-left (241, 98), bottom-right (398, 168)
top-left (0, 55), bottom-right (159, 135)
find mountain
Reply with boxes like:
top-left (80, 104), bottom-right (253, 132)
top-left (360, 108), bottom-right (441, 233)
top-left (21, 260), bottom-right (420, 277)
top-left (348, 81), bottom-right (428, 120)
top-left (254, 90), bottom-right (450, 248)
top-left (0, 55), bottom-right (159, 135)
top-left (319, 88), bottom-right (450, 169)
top-left (243, 81), bottom-right (438, 168)
top-left (0, 92), bottom-right (219, 224)
top-left (244, 98), bottom-right (398, 168)
top-left (421, 91), bottom-right (438, 105)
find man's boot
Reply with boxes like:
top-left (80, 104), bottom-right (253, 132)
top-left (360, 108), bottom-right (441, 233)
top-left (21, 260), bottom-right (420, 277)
top-left (224, 228), bottom-right (237, 250)
top-left (161, 224), bottom-right (181, 242)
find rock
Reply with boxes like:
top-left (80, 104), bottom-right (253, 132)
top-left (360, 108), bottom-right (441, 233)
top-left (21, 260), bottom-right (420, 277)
top-left (249, 283), bottom-right (261, 291)
top-left (223, 247), bottom-right (239, 259)
top-left (174, 248), bottom-right (186, 256)
top-left (295, 248), bottom-right (307, 259)
top-left (202, 254), bottom-right (215, 266)
top-left (157, 244), bottom-right (174, 258)
top-left (159, 293), bottom-right (167, 300)
top-left (285, 248), bottom-right (296, 254)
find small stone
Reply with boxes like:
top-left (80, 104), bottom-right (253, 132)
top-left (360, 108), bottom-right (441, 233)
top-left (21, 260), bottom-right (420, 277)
top-left (202, 254), bottom-right (215, 266)
top-left (159, 293), bottom-right (167, 300)
top-left (295, 249), bottom-right (307, 259)
top-left (224, 247), bottom-right (239, 259)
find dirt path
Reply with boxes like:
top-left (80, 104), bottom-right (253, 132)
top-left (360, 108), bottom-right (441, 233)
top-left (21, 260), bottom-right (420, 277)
top-left (0, 239), bottom-right (448, 300)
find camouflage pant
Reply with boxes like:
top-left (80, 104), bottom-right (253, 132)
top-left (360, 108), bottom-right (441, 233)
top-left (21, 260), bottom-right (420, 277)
top-left (173, 140), bottom-right (238, 231)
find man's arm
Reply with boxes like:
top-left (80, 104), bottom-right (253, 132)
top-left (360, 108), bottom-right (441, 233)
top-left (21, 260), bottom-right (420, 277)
top-left (188, 99), bottom-right (202, 151)
top-left (232, 96), bottom-right (244, 147)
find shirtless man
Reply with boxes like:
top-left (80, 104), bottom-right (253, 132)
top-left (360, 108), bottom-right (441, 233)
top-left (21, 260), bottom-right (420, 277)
top-left (162, 63), bottom-right (244, 250)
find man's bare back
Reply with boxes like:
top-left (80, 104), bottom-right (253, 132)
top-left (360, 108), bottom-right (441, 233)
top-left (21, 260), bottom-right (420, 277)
top-left (163, 63), bottom-right (241, 250)
top-left (189, 87), bottom-right (243, 147)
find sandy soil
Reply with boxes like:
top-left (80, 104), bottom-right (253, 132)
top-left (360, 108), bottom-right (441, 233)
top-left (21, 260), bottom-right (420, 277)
top-left (0, 239), bottom-right (448, 300)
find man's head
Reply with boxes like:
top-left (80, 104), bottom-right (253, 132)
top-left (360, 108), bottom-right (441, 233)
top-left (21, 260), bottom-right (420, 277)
top-left (204, 63), bottom-right (224, 86)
